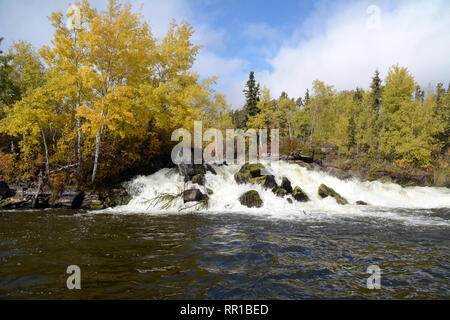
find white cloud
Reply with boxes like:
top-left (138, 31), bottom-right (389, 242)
top-left (261, 0), bottom-right (450, 99)
top-left (243, 23), bottom-right (280, 42)
top-left (193, 51), bottom-right (248, 108)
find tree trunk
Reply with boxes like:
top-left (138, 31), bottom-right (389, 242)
top-left (77, 116), bottom-right (82, 176)
top-left (91, 125), bottom-right (102, 185)
top-left (41, 127), bottom-right (50, 176)
top-left (32, 170), bottom-right (45, 209)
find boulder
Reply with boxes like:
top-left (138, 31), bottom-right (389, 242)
top-left (356, 200), bottom-right (368, 206)
top-left (318, 184), bottom-right (348, 205)
top-left (292, 186), bottom-right (309, 202)
top-left (205, 164), bottom-right (217, 175)
top-left (234, 163), bottom-right (265, 184)
top-left (0, 199), bottom-right (31, 210)
top-left (281, 177), bottom-right (293, 194)
top-left (191, 174), bottom-right (205, 186)
top-left (254, 174), bottom-right (277, 189)
top-left (100, 187), bottom-right (131, 207)
top-left (0, 181), bottom-right (13, 200)
top-left (287, 160), bottom-right (312, 169)
top-left (272, 187), bottom-right (288, 198)
top-left (206, 188), bottom-right (214, 195)
top-left (183, 188), bottom-right (205, 203)
top-left (239, 190), bottom-right (263, 208)
top-left (178, 163), bottom-right (206, 182)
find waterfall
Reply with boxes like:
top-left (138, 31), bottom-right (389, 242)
top-left (112, 161), bottom-right (450, 225)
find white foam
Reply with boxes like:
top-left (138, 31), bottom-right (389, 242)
top-left (112, 161), bottom-right (450, 226)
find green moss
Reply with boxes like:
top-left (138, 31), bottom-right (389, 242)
top-left (239, 190), bottom-right (263, 208)
top-left (318, 184), bottom-right (348, 205)
top-left (191, 174), bottom-right (205, 186)
top-left (272, 187), bottom-right (287, 198)
top-left (292, 186), bottom-right (309, 202)
top-left (90, 200), bottom-right (106, 210)
top-left (234, 163), bottom-right (265, 184)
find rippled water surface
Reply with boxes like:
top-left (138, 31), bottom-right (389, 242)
top-left (0, 208), bottom-right (449, 299)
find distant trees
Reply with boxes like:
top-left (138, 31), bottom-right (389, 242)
top-left (232, 71), bottom-right (260, 128)
top-left (240, 65), bottom-right (448, 170)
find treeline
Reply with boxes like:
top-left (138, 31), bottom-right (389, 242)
top-left (0, 0), bottom-right (231, 188)
top-left (233, 68), bottom-right (449, 179)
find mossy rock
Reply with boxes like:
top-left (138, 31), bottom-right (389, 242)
top-left (90, 200), bottom-right (106, 210)
top-left (318, 184), bottom-right (348, 205)
top-left (288, 160), bottom-right (312, 169)
top-left (206, 188), bottom-right (214, 195)
top-left (272, 187), bottom-right (288, 198)
top-left (292, 186), bottom-right (309, 202)
top-left (234, 163), bottom-right (265, 184)
top-left (191, 174), bottom-right (205, 186)
top-left (254, 174), bottom-right (277, 189)
top-left (0, 199), bottom-right (13, 209)
top-left (287, 198), bottom-right (293, 204)
top-left (239, 190), bottom-right (263, 208)
top-left (281, 177), bottom-right (293, 194)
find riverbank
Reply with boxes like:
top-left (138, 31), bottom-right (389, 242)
top-left (1, 147), bottom-right (448, 211)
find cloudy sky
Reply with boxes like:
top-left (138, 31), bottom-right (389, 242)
top-left (1, 0), bottom-right (449, 108)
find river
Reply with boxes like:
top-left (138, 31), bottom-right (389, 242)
top-left (1, 161), bottom-right (449, 299)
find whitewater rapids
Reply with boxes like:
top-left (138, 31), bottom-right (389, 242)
top-left (111, 161), bottom-right (450, 226)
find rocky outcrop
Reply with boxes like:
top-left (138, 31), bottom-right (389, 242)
top-left (0, 181), bottom-right (14, 200)
top-left (234, 163), bottom-right (266, 184)
top-left (191, 174), bottom-right (205, 186)
top-left (292, 186), bottom-right (309, 202)
top-left (183, 188), bottom-right (205, 203)
top-left (239, 190), bottom-right (263, 208)
top-left (356, 200), bottom-right (368, 206)
top-left (254, 174), bottom-right (277, 189)
top-left (281, 177), bottom-right (293, 194)
top-left (318, 184), bottom-right (348, 205)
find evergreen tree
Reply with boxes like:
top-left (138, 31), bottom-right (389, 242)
top-left (243, 71), bottom-right (260, 117)
top-left (304, 88), bottom-right (310, 106)
top-left (370, 69), bottom-right (383, 112)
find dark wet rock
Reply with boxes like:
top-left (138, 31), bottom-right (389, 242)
top-left (287, 198), bottom-right (293, 204)
top-left (272, 187), bottom-right (288, 198)
top-left (318, 184), bottom-right (348, 205)
top-left (191, 174), bottom-right (205, 186)
top-left (254, 174), bottom-right (277, 189)
top-left (356, 200), bottom-right (368, 206)
top-left (0, 181), bottom-right (13, 200)
top-left (287, 160), bottom-right (312, 169)
top-left (178, 163), bottom-right (206, 182)
top-left (281, 177), bottom-right (293, 194)
top-left (206, 164), bottom-right (217, 175)
top-left (100, 187), bottom-right (131, 208)
top-left (183, 188), bottom-right (205, 203)
top-left (71, 191), bottom-right (85, 209)
top-left (292, 186), bottom-right (309, 202)
top-left (0, 199), bottom-right (31, 210)
top-left (239, 190), bottom-right (263, 208)
top-left (206, 188), bottom-right (214, 195)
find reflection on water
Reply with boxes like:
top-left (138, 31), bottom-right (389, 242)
top-left (0, 208), bottom-right (449, 299)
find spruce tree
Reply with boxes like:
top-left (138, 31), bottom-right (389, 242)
top-left (243, 71), bottom-right (260, 117)
top-left (370, 69), bottom-right (383, 112)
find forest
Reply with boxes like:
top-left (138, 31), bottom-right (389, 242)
top-left (0, 0), bottom-right (448, 191)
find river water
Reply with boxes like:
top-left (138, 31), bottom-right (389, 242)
top-left (1, 162), bottom-right (449, 299)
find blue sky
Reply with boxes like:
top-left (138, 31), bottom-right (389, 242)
top-left (1, 0), bottom-right (449, 108)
